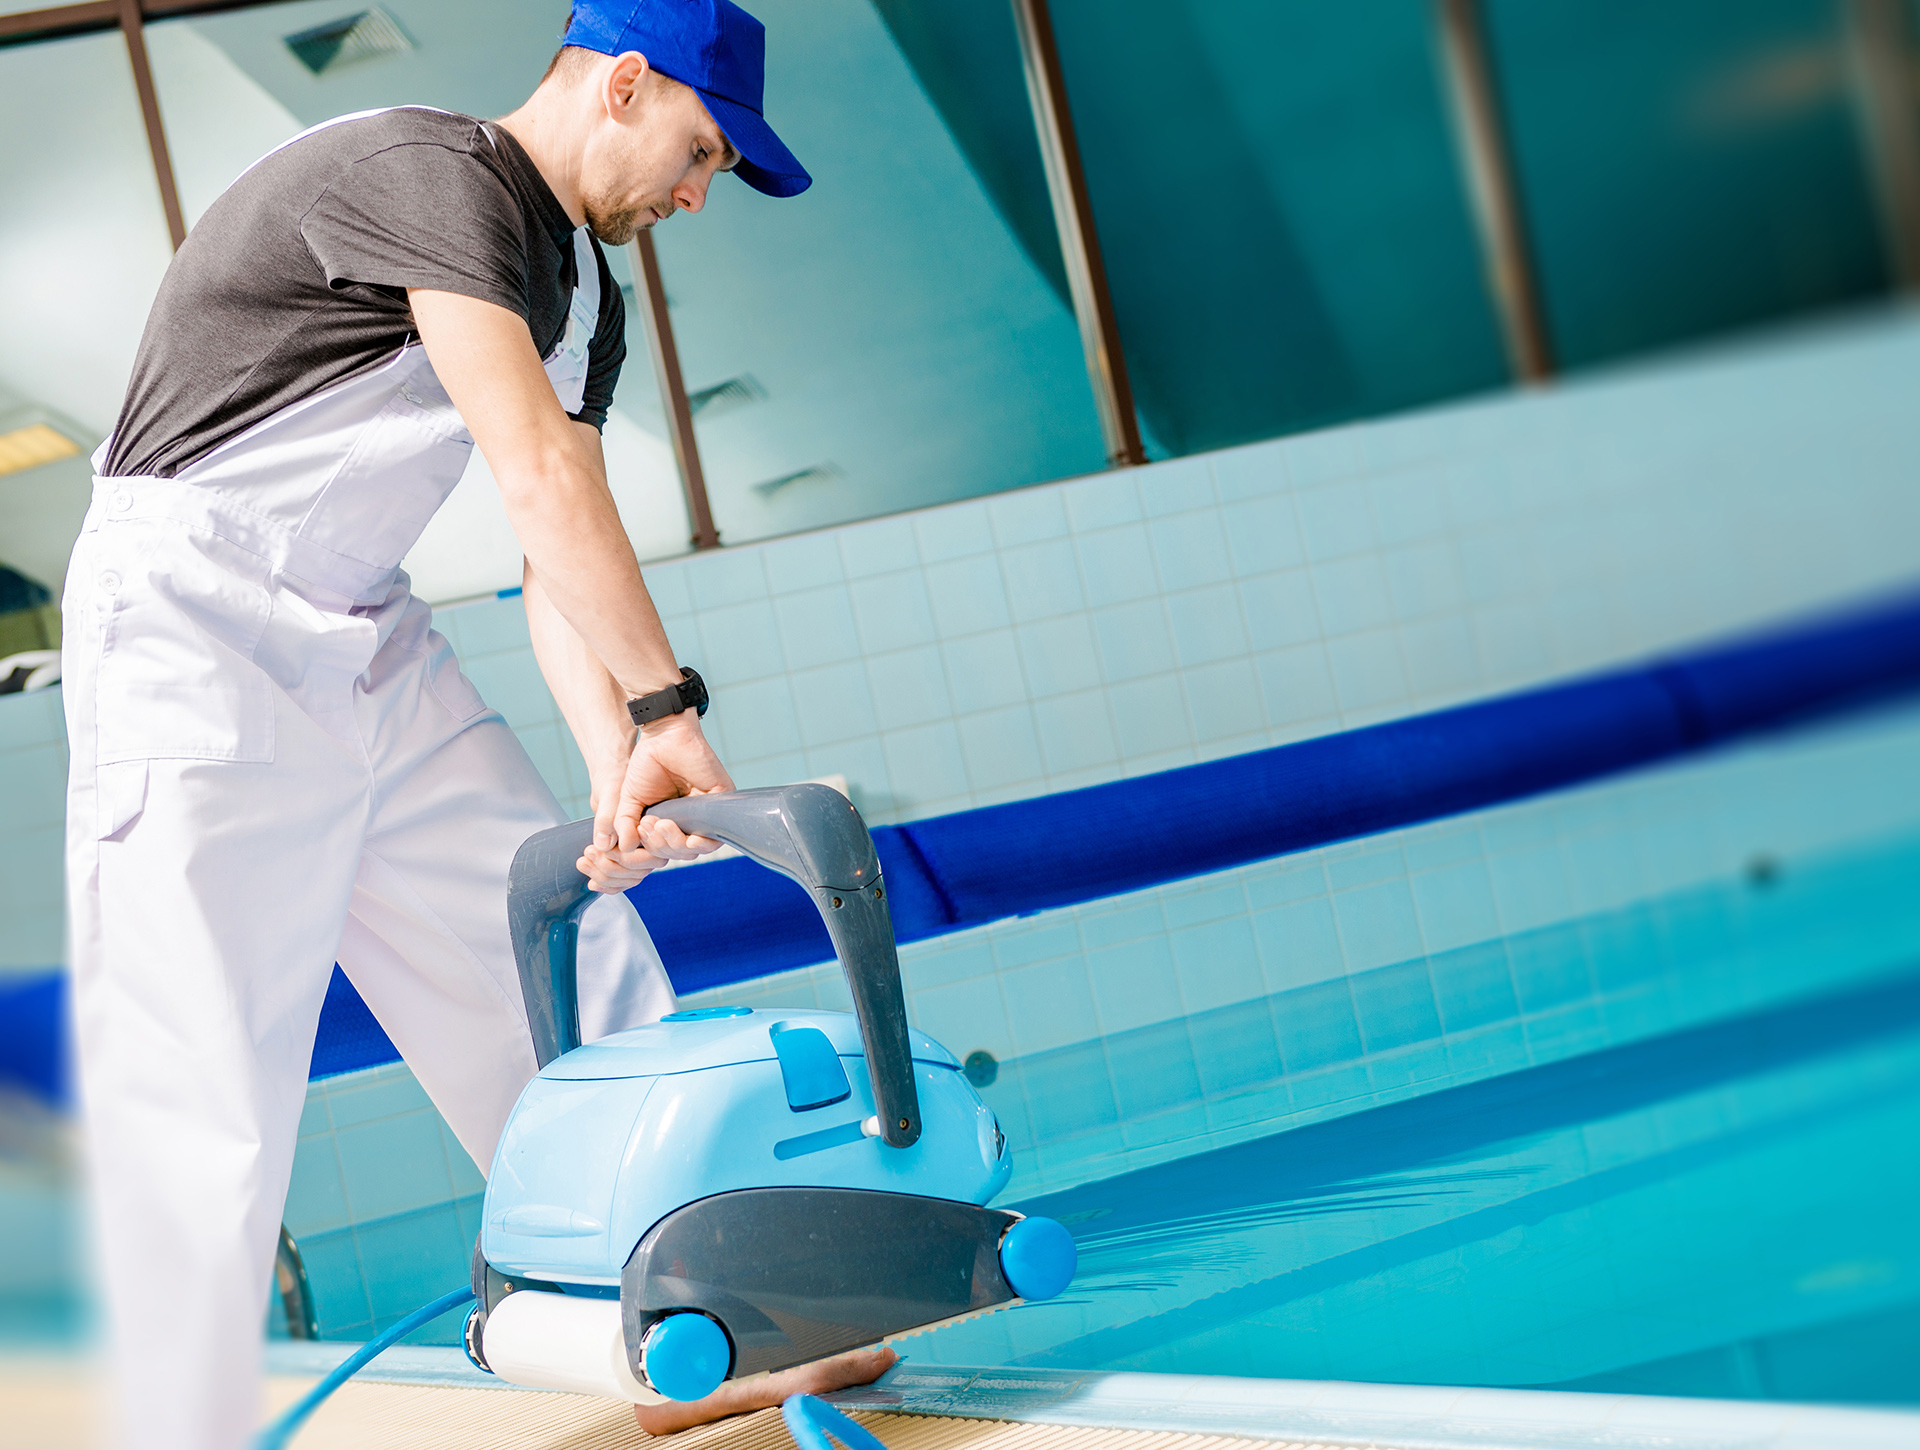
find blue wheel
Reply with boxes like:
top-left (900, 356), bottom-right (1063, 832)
top-left (1000, 1216), bottom-right (1076, 1301)
top-left (642, 1312), bottom-right (731, 1401)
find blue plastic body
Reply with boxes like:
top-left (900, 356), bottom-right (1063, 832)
top-left (482, 1007), bottom-right (1012, 1285)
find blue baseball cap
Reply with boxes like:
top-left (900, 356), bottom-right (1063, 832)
top-left (562, 0), bottom-right (811, 198)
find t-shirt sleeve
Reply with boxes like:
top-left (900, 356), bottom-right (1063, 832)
top-left (574, 241), bottom-right (627, 430)
top-left (300, 142), bottom-right (530, 320)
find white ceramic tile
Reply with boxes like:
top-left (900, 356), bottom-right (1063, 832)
top-left (1136, 455), bottom-right (1215, 517)
top-left (1013, 616), bottom-right (1104, 698)
top-left (683, 546), bottom-right (768, 605)
top-left (837, 516), bottom-right (920, 579)
top-left (865, 646), bottom-right (955, 731)
top-left (1075, 524), bottom-right (1160, 609)
top-left (1165, 584), bottom-right (1249, 666)
top-left (987, 488), bottom-right (1070, 548)
top-left (922, 554), bottom-right (1011, 639)
top-left (998, 539), bottom-right (1085, 623)
top-left (759, 531), bottom-right (845, 593)
top-left (774, 584), bottom-right (863, 670)
top-left (912, 501), bottom-right (996, 563)
top-left (1091, 599), bottom-right (1177, 685)
top-left (849, 570), bottom-right (939, 655)
top-left (1032, 689), bottom-right (1122, 777)
top-left (941, 631), bottom-right (1030, 712)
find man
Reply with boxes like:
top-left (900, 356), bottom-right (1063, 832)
top-left (65, 4), bottom-right (890, 1446)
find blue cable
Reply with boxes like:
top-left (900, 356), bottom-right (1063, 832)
top-left (782, 1393), bottom-right (892, 1450)
top-left (257, 1299), bottom-right (888, 1450)
top-left (255, 1286), bottom-right (475, 1450)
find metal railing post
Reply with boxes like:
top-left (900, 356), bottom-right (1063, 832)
top-left (630, 233), bottom-right (722, 551)
top-left (117, 0), bottom-right (187, 250)
top-left (1434, 0), bottom-right (1553, 381)
top-left (1009, 0), bottom-right (1145, 468)
top-left (1845, 0), bottom-right (1920, 291)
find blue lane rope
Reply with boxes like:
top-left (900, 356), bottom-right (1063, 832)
top-left (254, 1286), bottom-right (474, 1450)
top-left (782, 1394), bottom-right (893, 1450)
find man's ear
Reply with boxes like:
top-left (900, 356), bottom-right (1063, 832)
top-left (604, 50), bottom-right (652, 120)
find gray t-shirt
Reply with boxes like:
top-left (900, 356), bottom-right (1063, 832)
top-left (106, 108), bottom-right (625, 479)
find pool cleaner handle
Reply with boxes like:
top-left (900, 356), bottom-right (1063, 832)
top-left (506, 784), bottom-right (923, 1147)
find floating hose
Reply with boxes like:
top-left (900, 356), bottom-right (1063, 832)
top-left (254, 1285), bottom-right (474, 1450)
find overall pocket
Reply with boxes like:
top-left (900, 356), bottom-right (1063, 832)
top-left (91, 520), bottom-right (275, 766)
top-left (300, 370), bottom-right (475, 570)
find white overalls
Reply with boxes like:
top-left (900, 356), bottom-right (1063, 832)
top-left (62, 189), bottom-right (672, 1449)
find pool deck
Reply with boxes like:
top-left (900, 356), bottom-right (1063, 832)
top-left (283, 1348), bottom-right (1920, 1449)
top-left (7, 1349), bottom-right (1917, 1449)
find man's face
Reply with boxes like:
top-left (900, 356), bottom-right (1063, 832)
top-left (581, 67), bottom-right (738, 246)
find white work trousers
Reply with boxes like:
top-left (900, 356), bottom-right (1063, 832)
top-left (62, 479), bottom-right (673, 1450)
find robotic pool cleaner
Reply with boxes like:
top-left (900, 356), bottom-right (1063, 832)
top-left (467, 783), bottom-right (1077, 1404)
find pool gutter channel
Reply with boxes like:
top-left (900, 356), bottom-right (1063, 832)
top-left (260, 1345), bottom-right (1920, 1449)
top-left (835, 1367), bottom-right (1920, 1449)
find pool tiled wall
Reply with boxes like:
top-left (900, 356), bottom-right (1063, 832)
top-left (428, 310), bottom-right (1920, 830)
top-left (280, 1063), bottom-right (485, 1343)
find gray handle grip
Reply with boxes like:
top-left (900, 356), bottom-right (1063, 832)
top-left (505, 784), bottom-right (922, 1148)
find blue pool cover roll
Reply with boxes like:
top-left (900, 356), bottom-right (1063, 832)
top-left (634, 587), bottom-right (1920, 997)
top-left (12, 585), bottom-right (1912, 1091)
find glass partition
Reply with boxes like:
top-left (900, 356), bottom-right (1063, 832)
top-left (647, 0), bottom-right (1106, 545)
top-left (0, 27), bottom-right (174, 601)
top-left (1035, 0), bottom-right (1511, 457)
top-left (1485, 0), bottom-right (1890, 368)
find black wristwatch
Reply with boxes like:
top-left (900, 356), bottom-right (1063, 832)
top-left (627, 667), bottom-right (709, 727)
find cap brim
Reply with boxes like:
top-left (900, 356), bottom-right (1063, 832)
top-left (697, 88), bottom-right (811, 198)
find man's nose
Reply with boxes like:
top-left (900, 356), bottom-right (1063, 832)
top-left (675, 178), bottom-right (709, 215)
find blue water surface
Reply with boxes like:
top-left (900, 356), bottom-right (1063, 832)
top-left (917, 840), bottom-right (1920, 1407)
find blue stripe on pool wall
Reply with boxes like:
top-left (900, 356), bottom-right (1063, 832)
top-left (636, 586), bottom-right (1920, 996)
top-left (0, 971), bottom-right (67, 1105)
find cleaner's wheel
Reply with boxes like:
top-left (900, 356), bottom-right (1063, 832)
top-left (999, 1216), bottom-right (1076, 1301)
top-left (641, 1311), bottom-right (731, 1401)
top-left (461, 1303), bottom-right (493, 1374)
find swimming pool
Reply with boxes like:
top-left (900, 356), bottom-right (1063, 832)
top-left (913, 829), bottom-right (1920, 1407)
top-left (6, 788), bottom-right (1919, 1422)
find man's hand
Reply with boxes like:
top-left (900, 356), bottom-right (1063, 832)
top-left (578, 713), bottom-right (735, 894)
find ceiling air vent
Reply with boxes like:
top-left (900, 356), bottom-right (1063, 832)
top-left (687, 375), bottom-right (765, 420)
top-left (752, 464), bottom-right (840, 499)
top-left (285, 8), bottom-right (413, 76)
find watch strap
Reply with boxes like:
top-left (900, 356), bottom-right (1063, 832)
top-left (627, 667), bottom-right (709, 726)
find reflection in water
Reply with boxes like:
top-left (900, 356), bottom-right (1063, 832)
top-left (921, 968), bottom-right (1920, 1406)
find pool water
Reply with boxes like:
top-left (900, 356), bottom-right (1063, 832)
top-left (918, 939), bottom-right (1920, 1405)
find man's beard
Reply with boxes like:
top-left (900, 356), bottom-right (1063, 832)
top-left (583, 195), bottom-right (651, 247)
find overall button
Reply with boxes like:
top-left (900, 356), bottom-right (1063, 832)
top-left (110, 490), bottom-right (132, 513)
top-left (98, 571), bottom-right (121, 595)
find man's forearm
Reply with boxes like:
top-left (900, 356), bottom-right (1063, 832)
top-left (498, 422), bottom-right (683, 700)
top-left (408, 289), bottom-right (684, 700)
top-left (523, 563), bottom-right (635, 796)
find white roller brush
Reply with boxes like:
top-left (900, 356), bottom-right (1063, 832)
top-left (481, 1289), bottom-right (664, 1404)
